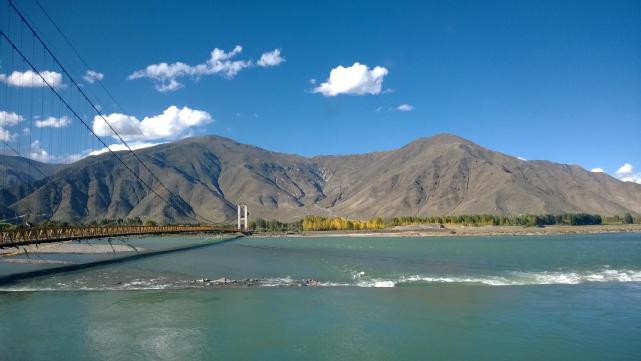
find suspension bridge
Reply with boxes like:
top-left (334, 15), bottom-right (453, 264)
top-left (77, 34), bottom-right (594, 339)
top-left (0, 0), bottom-right (248, 248)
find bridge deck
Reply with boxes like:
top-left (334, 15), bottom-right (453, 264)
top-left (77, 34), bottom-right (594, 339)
top-left (0, 225), bottom-right (245, 248)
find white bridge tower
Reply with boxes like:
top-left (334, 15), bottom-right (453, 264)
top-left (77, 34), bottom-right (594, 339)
top-left (237, 204), bottom-right (248, 231)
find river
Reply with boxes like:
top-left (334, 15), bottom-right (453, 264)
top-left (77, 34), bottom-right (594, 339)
top-left (1, 233), bottom-right (640, 360)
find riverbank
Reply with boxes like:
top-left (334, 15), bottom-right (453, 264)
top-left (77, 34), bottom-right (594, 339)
top-left (3, 225), bottom-right (639, 258)
top-left (0, 233), bottom-right (233, 257)
top-left (0, 241), bottom-right (141, 256)
top-left (259, 224), bottom-right (641, 237)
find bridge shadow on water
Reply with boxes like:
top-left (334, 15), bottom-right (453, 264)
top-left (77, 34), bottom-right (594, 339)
top-left (0, 235), bottom-right (245, 286)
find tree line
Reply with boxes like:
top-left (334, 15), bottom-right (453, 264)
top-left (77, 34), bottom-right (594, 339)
top-left (388, 214), bottom-right (605, 227)
top-left (249, 218), bottom-right (303, 232)
top-left (604, 213), bottom-right (637, 225)
top-left (302, 216), bottom-right (385, 231)
top-left (296, 213), bottom-right (641, 232)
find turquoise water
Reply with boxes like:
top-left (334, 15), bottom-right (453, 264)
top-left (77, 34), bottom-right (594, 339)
top-left (1, 233), bottom-right (641, 360)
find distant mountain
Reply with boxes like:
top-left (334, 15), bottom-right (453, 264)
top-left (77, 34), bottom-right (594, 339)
top-left (0, 155), bottom-right (62, 220)
top-left (6, 134), bottom-right (641, 224)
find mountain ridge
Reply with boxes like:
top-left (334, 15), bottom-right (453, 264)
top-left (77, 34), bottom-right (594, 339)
top-left (3, 133), bottom-right (640, 224)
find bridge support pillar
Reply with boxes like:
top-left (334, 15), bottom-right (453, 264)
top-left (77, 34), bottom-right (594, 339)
top-left (237, 204), bottom-right (248, 231)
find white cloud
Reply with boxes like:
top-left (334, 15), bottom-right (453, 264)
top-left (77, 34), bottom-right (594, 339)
top-left (616, 163), bottom-right (633, 175)
top-left (313, 62), bottom-right (388, 96)
top-left (34, 116), bottom-right (71, 128)
top-left (30, 143), bottom-right (154, 164)
top-left (204, 45), bottom-right (251, 78)
top-left (309, 78), bottom-right (317, 85)
top-left (83, 70), bottom-right (104, 84)
top-left (397, 103), bottom-right (414, 112)
top-left (92, 105), bottom-right (213, 142)
top-left (517, 156), bottom-right (527, 161)
top-left (128, 62), bottom-right (191, 92)
top-left (88, 141), bottom-right (159, 156)
top-left (0, 128), bottom-right (12, 141)
top-left (3, 136), bottom-right (160, 164)
top-left (257, 49), bottom-right (285, 67)
top-left (29, 140), bottom-right (52, 162)
top-left (0, 111), bottom-right (24, 141)
top-left (615, 163), bottom-right (641, 184)
top-left (375, 106), bottom-right (383, 112)
top-left (128, 46), bottom-right (279, 92)
top-left (0, 70), bottom-right (64, 88)
top-left (591, 168), bottom-right (604, 173)
top-left (0, 110), bottom-right (24, 126)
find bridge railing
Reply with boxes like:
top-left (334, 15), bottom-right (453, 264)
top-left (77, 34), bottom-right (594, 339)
top-left (0, 225), bottom-right (237, 248)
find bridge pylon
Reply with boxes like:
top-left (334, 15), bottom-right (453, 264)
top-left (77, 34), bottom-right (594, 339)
top-left (237, 204), bottom-right (248, 231)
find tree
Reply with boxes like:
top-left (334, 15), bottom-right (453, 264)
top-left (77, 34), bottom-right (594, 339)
top-left (624, 213), bottom-right (634, 224)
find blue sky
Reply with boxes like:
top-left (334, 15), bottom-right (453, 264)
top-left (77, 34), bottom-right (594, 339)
top-left (1, 0), bottom-right (640, 182)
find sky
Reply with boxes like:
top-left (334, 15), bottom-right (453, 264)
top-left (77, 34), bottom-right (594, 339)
top-left (0, 0), bottom-right (640, 183)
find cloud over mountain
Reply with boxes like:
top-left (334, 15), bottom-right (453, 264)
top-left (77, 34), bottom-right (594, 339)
top-left (615, 163), bottom-right (641, 184)
top-left (92, 105), bottom-right (213, 142)
top-left (88, 141), bottom-right (160, 156)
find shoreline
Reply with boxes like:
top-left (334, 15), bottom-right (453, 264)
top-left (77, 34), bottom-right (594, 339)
top-left (0, 233), bottom-right (232, 256)
top-left (2, 225), bottom-right (639, 259)
top-left (255, 224), bottom-right (641, 238)
top-left (0, 240), bottom-right (142, 256)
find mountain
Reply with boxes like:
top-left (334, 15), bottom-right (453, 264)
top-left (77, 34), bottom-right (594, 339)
top-left (0, 155), bottom-right (62, 220)
top-left (313, 134), bottom-right (641, 218)
top-left (6, 134), bottom-right (641, 224)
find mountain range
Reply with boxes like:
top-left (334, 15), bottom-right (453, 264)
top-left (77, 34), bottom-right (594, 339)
top-left (2, 134), bottom-right (640, 224)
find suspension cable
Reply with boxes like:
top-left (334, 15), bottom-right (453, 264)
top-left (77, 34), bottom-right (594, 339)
top-left (6, 0), bottom-right (221, 225)
top-left (0, 30), bottom-right (206, 225)
top-left (3, 0), bottom-right (224, 225)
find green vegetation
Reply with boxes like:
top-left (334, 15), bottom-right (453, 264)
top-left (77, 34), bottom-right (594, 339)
top-left (90, 217), bottom-right (145, 226)
top-left (603, 214), bottom-right (641, 225)
top-left (303, 216), bottom-right (385, 231)
top-left (388, 214), bottom-right (604, 227)
top-left (249, 218), bottom-right (303, 232)
top-left (302, 213), bottom-right (615, 231)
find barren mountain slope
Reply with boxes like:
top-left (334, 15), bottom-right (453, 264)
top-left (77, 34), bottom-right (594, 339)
top-left (8, 134), bottom-right (641, 223)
